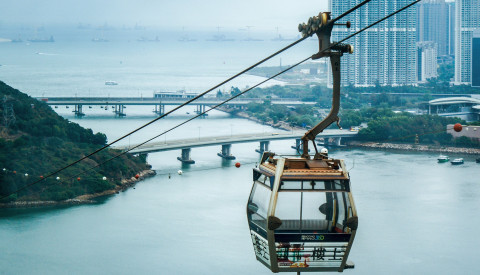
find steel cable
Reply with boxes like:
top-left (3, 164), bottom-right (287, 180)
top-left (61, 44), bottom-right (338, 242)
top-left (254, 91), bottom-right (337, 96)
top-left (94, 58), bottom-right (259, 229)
top-left (1, 0), bottom-right (421, 200)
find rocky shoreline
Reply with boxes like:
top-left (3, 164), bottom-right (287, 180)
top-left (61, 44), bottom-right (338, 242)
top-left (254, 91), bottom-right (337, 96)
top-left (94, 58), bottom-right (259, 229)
top-left (350, 141), bottom-right (480, 155)
top-left (0, 169), bottom-right (156, 209)
top-left (218, 106), bottom-right (303, 132)
top-left (220, 107), bottom-right (480, 156)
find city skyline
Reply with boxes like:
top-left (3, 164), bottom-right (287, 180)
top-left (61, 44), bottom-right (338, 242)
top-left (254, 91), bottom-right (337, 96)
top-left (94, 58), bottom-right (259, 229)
top-left (0, 0), bottom-right (329, 31)
top-left (454, 0), bottom-right (480, 85)
top-left (330, 0), bottom-right (417, 87)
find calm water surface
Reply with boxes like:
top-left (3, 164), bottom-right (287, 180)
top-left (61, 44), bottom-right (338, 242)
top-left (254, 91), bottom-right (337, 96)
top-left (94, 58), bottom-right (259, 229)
top-left (1, 113), bottom-right (479, 274)
top-left (1, 28), bottom-right (479, 274)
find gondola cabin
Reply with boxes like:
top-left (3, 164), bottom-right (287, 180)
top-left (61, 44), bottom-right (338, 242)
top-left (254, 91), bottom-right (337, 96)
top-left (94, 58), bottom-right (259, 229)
top-left (247, 152), bottom-right (358, 272)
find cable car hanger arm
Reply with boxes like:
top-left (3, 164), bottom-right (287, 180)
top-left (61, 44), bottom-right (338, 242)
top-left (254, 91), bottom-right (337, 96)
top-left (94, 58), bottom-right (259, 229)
top-left (297, 11), bottom-right (353, 159)
top-left (299, 0), bottom-right (421, 159)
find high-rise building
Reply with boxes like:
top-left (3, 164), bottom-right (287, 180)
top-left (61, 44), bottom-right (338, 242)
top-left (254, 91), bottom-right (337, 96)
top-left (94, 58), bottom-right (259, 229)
top-left (329, 0), bottom-right (417, 87)
top-left (416, 0), bottom-right (454, 57)
top-left (417, 41), bottom-right (438, 82)
top-left (454, 0), bottom-right (480, 85)
top-left (472, 31), bottom-right (480, 87)
top-left (446, 1), bottom-right (455, 56)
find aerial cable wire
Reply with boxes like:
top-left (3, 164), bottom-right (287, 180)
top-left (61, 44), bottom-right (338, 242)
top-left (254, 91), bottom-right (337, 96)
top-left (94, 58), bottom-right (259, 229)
top-left (0, 57), bottom-right (311, 200)
top-left (1, 0), bottom-right (419, 200)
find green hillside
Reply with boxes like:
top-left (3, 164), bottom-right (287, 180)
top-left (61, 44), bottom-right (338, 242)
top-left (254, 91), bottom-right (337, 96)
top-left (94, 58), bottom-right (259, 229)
top-left (0, 81), bottom-right (149, 202)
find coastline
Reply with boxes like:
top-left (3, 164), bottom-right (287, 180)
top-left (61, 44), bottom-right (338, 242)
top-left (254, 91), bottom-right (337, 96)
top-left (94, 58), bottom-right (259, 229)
top-left (350, 141), bottom-right (480, 155)
top-left (219, 106), bottom-right (304, 132)
top-left (220, 107), bottom-right (480, 156)
top-left (0, 169), bottom-right (156, 209)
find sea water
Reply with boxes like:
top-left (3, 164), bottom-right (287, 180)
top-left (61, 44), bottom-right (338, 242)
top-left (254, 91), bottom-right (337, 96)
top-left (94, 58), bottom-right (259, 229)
top-left (0, 27), bottom-right (479, 274)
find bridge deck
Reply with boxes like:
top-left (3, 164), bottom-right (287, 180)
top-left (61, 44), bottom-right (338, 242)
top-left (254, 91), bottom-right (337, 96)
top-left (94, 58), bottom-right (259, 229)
top-left (115, 130), bottom-right (358, 154)
top-left (37, 97), bottom-right (316, 106)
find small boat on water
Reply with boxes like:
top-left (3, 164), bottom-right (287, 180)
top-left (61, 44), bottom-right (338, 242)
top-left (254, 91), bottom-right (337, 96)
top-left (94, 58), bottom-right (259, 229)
top-left (437, 155), bottom-right (449, 163)
top-left (105, 81), bottom-right (118, 85)
top-left (451, 158), bottom-right (464, 165)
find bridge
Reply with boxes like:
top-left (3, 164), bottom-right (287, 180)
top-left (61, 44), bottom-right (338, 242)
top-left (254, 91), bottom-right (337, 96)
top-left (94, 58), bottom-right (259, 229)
top-left (37, 96), bottom-right (316, 117)
top-left (114, 130), bottom-right (358, 164)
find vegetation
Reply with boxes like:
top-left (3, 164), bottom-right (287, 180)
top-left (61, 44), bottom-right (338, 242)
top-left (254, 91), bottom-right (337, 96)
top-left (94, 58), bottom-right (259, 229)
top-left (233, 81), bottom-right (479, 147)
top-left (0, 81), bottom-right (148, 202)
top-left (343, 108), bottom-right (473, 147)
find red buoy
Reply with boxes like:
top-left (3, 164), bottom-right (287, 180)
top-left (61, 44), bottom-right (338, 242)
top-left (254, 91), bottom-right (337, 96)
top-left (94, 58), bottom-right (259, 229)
top-left (13, 171), bottom-right (16, 174)
top-left (135, 174), bottom-right (140, 179)
top-left (40, 175), bottom-right (44, 179)
top-left (235, 162), bottom-right (241, 168)
top-left (77, 177), bottom-right (81, 181)
top-left (453, 123), bottom-right (463, 132)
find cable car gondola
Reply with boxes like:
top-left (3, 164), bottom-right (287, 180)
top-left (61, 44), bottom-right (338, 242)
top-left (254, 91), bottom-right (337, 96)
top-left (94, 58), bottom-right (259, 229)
top-left (247, 11), bottom-right (358, 273)
top-left (248, 151), bottom-right (357, 272)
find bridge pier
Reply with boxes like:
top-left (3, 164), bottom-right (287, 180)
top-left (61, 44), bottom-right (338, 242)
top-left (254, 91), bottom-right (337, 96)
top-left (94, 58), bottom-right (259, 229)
top-left (177, 148), bottom-right (195, 164)
top-left (217, 144), bottom-right (236, 160)
top-left (74, 104), bottom-right (85, 117)
top-left (154, 104), bottom-right (165, 115)
top-left (330, 137), bottom-right (342, 146)
top-left (255, 141), bottom-right (270, 153)
top-left (114, 105), bottom-right (126, 117)
top-left (291, 139), bottom-right (312, 153)
top-left (291, 139), bottom-right (302, 150)
top-left (195, 105), bottom-right (208, 117)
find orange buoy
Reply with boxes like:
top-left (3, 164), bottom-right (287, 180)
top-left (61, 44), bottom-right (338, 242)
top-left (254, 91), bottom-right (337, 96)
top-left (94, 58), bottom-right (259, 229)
top-left (40, 175), bottom-right (44, 179)
top-left (135, 174), bottom-right (140, 179)
top-left (77, 177), bottom-right (81, 181)
top-left (13, 171), bottom-right (16, 174)
top-left (235, 162), bottom-right (241, 168)
top-left (453, 123), bottom-right (462, 132)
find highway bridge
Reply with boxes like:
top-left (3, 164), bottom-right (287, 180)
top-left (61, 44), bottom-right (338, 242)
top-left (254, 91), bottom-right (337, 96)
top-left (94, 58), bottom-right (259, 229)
top-left (37, 96), bottom-right (316, 117)
top-left (114, 130), bottom-right (358, 164)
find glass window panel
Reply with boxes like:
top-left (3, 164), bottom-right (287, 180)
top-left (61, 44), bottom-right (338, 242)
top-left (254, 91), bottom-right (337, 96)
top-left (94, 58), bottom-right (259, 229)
top-left (335, 193), bottom-right (346, 229)
top-left (279, 180), bottom-right (348, 191)
top-left (275, 192), bottom-right (301, 230)
top-left (248, 182), bottom-right (271, 229)
top-left (301, 192), bottom-right (327, 221)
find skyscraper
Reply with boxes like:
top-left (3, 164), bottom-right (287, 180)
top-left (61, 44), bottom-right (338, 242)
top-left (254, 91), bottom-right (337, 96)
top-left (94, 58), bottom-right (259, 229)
top-left (446, 1), bottom-right (455, 56)
top-left (330, 0), bottom-right (417, 87)
top-left (416, 0), bottom-right (453, 57)
top-left (417, 41), bottom-right (438, 82)
top-left (472, 31), bottom-right (480, 87)
top-left (454, 0), bottom-right (480, 85)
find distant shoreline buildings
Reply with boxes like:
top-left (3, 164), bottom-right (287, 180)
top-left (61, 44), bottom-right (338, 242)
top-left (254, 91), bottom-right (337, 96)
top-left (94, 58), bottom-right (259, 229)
top-left (416, 0), bottom-right (455, 57)
top-left (330, 0), bottom-right (417, 87)
top-left (454, 0), bottom-right (480, 85)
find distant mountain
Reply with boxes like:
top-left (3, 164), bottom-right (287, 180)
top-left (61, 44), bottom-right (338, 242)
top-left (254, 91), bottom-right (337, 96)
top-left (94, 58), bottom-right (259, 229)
top-left (0, 81), bottom-right (150, 203)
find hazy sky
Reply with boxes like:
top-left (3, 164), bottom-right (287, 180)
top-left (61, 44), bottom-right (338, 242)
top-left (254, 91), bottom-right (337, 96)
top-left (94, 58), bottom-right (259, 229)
top-left (0, 0), bottom-right (329, 31)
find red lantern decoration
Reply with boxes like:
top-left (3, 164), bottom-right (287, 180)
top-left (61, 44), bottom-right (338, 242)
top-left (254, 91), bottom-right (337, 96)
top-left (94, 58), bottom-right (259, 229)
top-left (235, 162), bottom-right (241, 168)
top-left (453, 123), bottom-right (462, 132)
top-left (77, 177), bottom-right (81, 181)
top-left (135, 174), bottom-right (140, 179)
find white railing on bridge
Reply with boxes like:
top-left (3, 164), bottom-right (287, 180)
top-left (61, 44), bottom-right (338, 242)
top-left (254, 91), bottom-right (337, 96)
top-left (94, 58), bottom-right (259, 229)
top-left (115, 130), bottom-right (357, 154)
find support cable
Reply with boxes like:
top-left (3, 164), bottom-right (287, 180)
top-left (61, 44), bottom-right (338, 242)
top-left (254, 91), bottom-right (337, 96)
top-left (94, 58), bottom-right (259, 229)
top-left (0, 0), bottom-right (420, 200)
top-left (330, 0), bottom-right (373, 24)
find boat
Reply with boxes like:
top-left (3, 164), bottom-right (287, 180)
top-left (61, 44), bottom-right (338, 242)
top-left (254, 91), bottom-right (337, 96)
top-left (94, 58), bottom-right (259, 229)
top-left (27, 36), bottom-right (55, 43)
top-left (207, 34), bottom-right (234, 42)
top-left (105, 81), bottom-right (118, 85)
top-left (92, 38), bottom-right (109, 42)
top-left (437, 155), bottom-right (449, 163)
top-left (451, 158), bottom-right (464, 165)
